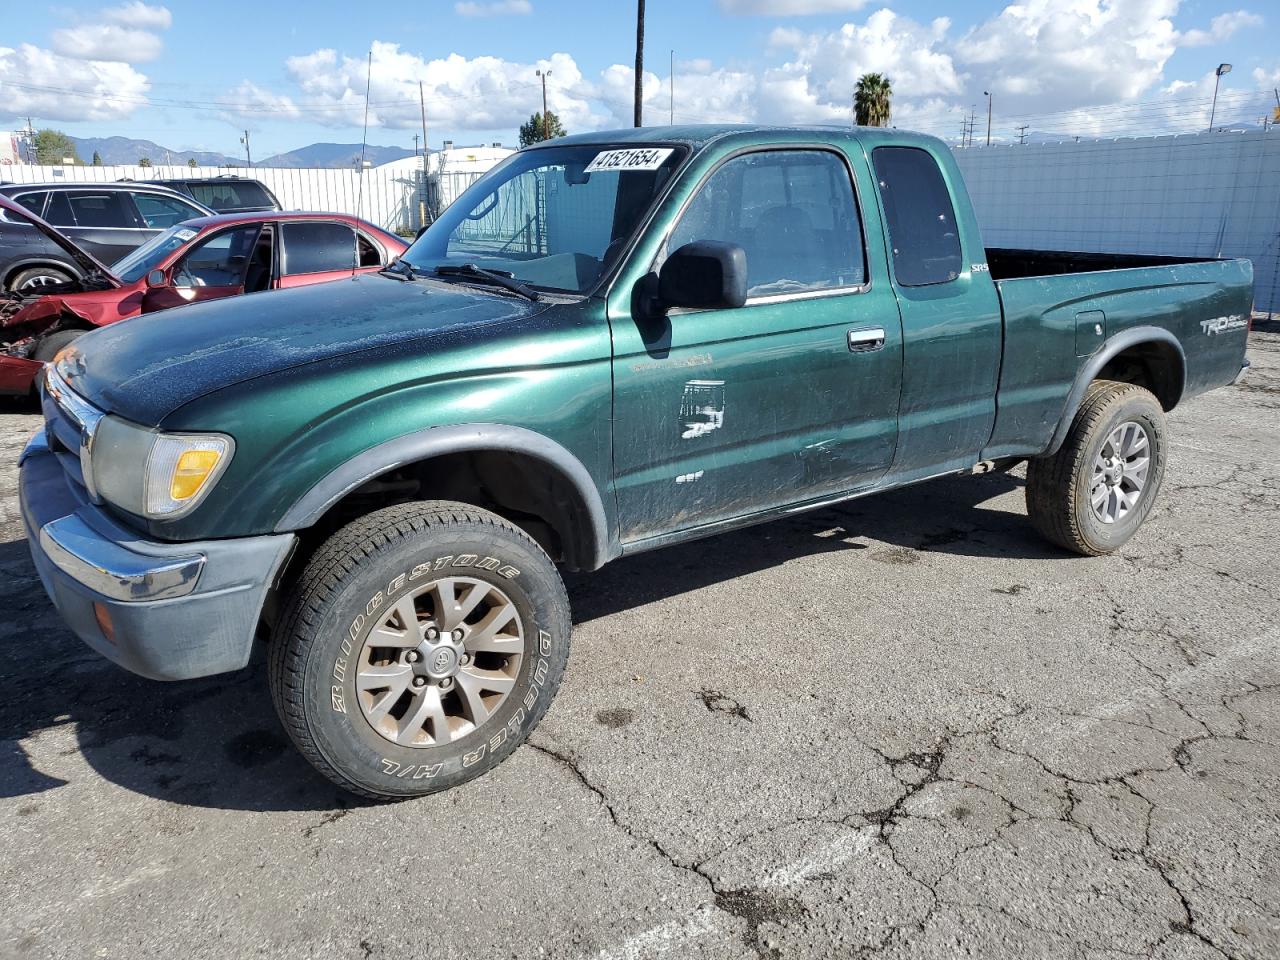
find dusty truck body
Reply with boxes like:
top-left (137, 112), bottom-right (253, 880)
top-left (19, 125), bottom-right (1251, 798)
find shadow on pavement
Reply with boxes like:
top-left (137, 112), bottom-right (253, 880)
top-left (0, 469), bottom-right (1062, 811)
top-left (567, 469), bottom-right (1065, 624)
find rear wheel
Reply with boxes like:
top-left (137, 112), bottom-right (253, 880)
top-left (1026, 380), bottom-right (1167, 555)
top-left (270, 501), bottom-right (571, 799)
top-left (10, 266), bottom-right (73, 292)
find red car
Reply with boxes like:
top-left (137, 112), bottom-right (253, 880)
top-left (0, 197), bottom-right (408, 395)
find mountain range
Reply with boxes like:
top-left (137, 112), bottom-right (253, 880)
top-left (68, 136), bottom-right (418, 169)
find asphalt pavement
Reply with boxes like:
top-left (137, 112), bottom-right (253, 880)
top-left (1, 330), bottom-right (1277, 959)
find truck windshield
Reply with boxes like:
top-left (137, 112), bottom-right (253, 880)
top-left (112, 226), bottom-right (199, 282)
top-left (402, 144), bottom-right (685, 294)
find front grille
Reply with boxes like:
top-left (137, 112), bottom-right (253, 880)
top-left (41, 367), bottom-right (102, 506)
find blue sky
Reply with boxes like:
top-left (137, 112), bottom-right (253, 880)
top-left (2, 0), bottom-right (1276, 157)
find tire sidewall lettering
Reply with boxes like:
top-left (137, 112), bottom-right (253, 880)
top-left (324, 539), bottom-right (556, 789)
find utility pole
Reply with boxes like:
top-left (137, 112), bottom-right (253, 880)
top-left (240, 129), bottom-right (252, 167)
top-left (419, 80), bottom-right (431, 226)
top-left (984, 91), bottom-right (992, 146)
top-left (536, 69), bottom-right (552, 140)
top-left (634, 0), bottom-right (645, 127)
top-left (1017, 124), bottom-right (1029, 145)
top-left (670, 49), bottom-right (674, 125)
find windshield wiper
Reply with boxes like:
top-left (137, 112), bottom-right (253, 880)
top-left (380, 260), bottom-right (417, 281)
top-left (433, 263), bottom-right (540, 301)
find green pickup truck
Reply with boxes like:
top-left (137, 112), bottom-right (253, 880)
top-left (20, 125), bottom-right (1252, 798)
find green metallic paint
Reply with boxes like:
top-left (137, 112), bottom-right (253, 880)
top-left (56, 124), bottom-right (1249, 558)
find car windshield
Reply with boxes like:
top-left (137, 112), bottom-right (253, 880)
top-left (112, 225), bottom-right (200, 282)
top-left (401, 144), bottom-right (685, 294)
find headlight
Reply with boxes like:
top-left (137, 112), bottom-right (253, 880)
top-left (93, 416), bottom-right (234, 520)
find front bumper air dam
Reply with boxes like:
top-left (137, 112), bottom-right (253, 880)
top-left (19, 434), bottom-right (295, 681)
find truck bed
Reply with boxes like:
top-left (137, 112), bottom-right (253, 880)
top-left (987, 247), bottom-right (1214, 281)
top-left (983, 249), bottom-right (1252, 461)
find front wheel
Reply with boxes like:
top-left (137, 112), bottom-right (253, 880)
top-left (270, 501), bottom-right (571, 799)
top-left (1026, 380), bottom-right (1167, 556)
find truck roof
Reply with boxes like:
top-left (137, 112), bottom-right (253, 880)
top-left (535, 123), bottom-right (946, 154)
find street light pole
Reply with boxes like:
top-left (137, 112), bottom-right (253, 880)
top-left (536, 69), bottom-right (552, 141)
top-left (984, 91), bottom-right (992, 146)
top-left (1208, 63), bottom-right (1232, 132)
top-left (240, 129), bottom-right (251, 168)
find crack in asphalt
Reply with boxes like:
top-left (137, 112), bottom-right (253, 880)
top-left (530, 661), bottom-right (1274, 960)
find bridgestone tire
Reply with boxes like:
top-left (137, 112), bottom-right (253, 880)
top-left (269, 501), bottom-right (571, 799)
top-left (1026, 380), bottom-right (1167, 556)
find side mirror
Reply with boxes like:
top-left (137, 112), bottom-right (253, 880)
top-left (145, 269), bottom-right (167, 288)
top-left (658, 241), bottom-right (748, 311)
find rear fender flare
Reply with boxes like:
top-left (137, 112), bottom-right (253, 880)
top-left (1045, 326), bottom-right (1185, 456)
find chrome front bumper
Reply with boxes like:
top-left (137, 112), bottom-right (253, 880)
top-left (20, 431), bottom-right (295, 681)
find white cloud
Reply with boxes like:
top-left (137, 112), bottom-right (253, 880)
top-left (1252, 65), bottom-right (1280, 89)
top-left (719, 0), bottom-right (867, 13)
top-left (51, 24), bottom-right (165, 62)
top-left (455, 0), bottom-right (532, 16)
top-left (766, 9), bottom-right (961, 112)
top-left (101, 2), bottom-right (172, 30)
top-left (952, 0), bottom-right (1180, 113)
top-left (214, 2), bottom-right (1262, 142)
top-left (0, 43), bottom-right (151, 121)
top-left (219, 42), bottom-right (610, 134)
top-left (1178, 10), bottom-right (1262, 47)
top-left (0, 3), bottom-right (171, 122)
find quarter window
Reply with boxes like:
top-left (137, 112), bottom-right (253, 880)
top-left (871, 147), bottom-right (963, 287)
top-left (667, 149), bottom-right (866, 297)
top-left (281, 221), bottom-right (357, 275)
top-left (12, 192), bottom-right (47, 217)
top-left (133, 192), bottom-right (204, 229)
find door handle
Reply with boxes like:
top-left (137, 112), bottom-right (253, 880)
top-left (847, 327), bottom-right (885, 353)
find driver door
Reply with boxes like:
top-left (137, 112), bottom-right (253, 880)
top-left (609, 145), bottom-right (903, 543)
top-left (143, 223), bottom-right (262, 313)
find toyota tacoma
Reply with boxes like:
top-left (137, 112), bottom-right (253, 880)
top-left (20, 126), bottom-right (1252, 798)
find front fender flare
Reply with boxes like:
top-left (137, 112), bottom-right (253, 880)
top-left (276, 423), bottom-right (615, 571)
top-left (1045, 325), bottom-right (1185, 456)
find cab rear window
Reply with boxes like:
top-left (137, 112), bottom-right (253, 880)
top-left (872, 147), bottom-right (963, 287)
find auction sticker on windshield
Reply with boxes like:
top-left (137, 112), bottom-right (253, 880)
top-left (584, 147), bottom-right (675, 173)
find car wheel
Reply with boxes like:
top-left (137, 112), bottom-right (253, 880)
top-left (1026, 379), bottom-right (1167, 556)
top-left (10, 266), bottom-right (74, 292)
top-left (33, 329), bottom-right (85, 363)
top-left (270, 500), bottom-right (571, 799)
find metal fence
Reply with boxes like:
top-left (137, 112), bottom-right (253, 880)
top-left (0, 163), bottom-right (489, 234)
top-left (952, 130), bottom-right (1280, 312)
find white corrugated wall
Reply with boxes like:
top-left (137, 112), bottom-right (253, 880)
top-left (951, 130), bottom-right (1280, 312)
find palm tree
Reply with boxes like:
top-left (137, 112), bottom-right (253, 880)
top-left (854, 73), bottom-right (892, 127)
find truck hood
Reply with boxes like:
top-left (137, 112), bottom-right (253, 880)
top-left (60, 274), bottom-right (548, 425)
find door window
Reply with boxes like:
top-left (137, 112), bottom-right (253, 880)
top-left (44, 193), bottom-right (75, 227)
top-left (667, 149), bottom-right (866, 297)
top-left (871, 147), bottom-right (963, 287)
top-left (64, 191), bottom-right (139, 228)
top-left (133, 192), bottom-right (205, 229)
top-left (280, 221), bottom-right (357, 275)
top-left (173, 225), bottom-right (260, 288)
